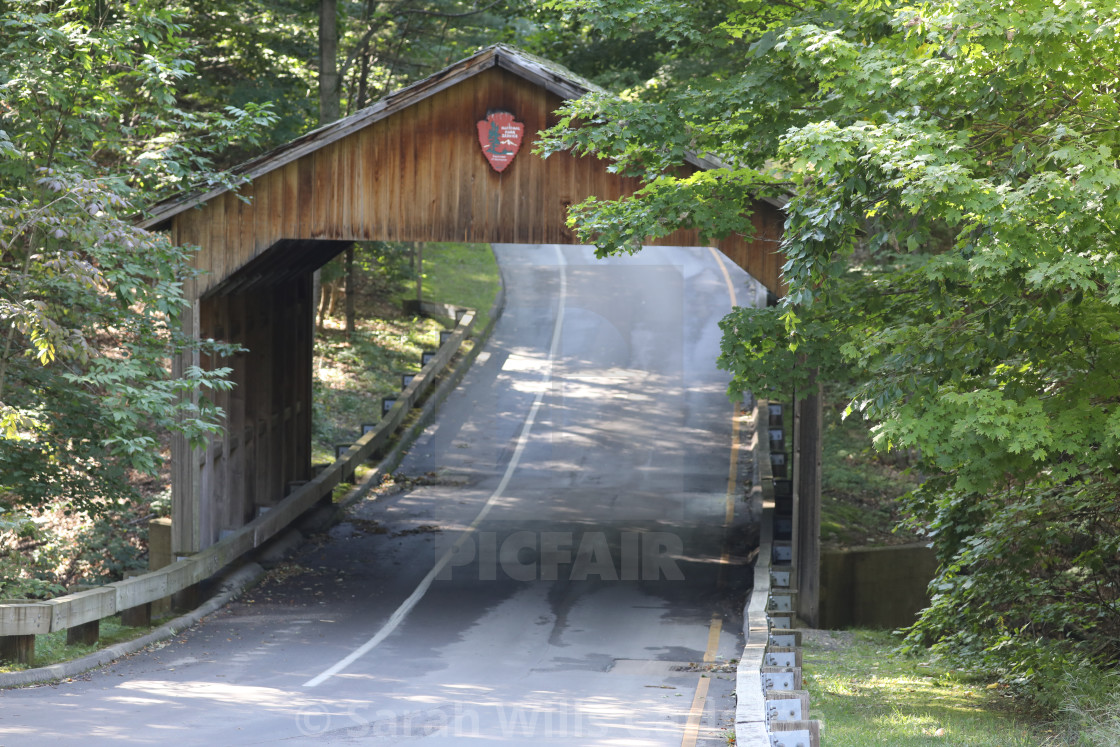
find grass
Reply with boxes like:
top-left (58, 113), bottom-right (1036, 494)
top-left (797, 388), bottom-right (1120, 745)
top-left (0, 614), bottom-right (166, 673)
top-left (1047, 673), bottom-right (1120, 746)
top-left (412, 242), bottom-right (501, 330)
top-left (803, 630), bottom-right (1045, 746)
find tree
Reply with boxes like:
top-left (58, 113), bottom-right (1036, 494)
top-left (334, 0), bottom-right (520, 114)
top-left (539, 0), bottom-right (1120, 697)
top-left (0, 0), bottom-right (273, 519)
top-left (174, 0), bottom-right (320, 159)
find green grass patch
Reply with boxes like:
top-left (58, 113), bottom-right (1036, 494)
top-left (0, 614), bottom-right (167, 673)
top-left (803, 629), bottom-right (1044, 746)
top-left (412, 242), bottom-right (500, 330)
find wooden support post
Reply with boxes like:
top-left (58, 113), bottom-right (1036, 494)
top-left (793, 371), bottom-right (823, 627)
top-left (171, 296), bottom-right (203, 556)
top-left (0, 634), bottom-right (34, 665)
top-left (344, 244), bottom-right (355, 337)
top-left (66, 620), bottom-right (99, 646)
top-left (1, 602), bottom-right (49, 665)
top-left (120, 602), bottom-right (152, 628)
top-left (119, 570), bottom-right (153, 627)
top-left (172, 584), bottom-right (200, 614)
top-left (148, 517), bottom-right (173, 619)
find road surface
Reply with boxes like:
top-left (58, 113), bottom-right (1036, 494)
top-left (0, 244), bottom-right (764, 745)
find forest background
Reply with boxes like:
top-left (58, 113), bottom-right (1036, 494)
top-left (3, 0), bottom-right (1120, 728)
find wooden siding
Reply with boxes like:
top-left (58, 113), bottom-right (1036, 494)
top-left (172, 66), bottom-right (784, 299)
top-left (172, 276), bottom-right (314, 552)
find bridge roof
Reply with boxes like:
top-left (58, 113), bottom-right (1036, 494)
top-left (147, 44), bottom-right (787, 297)
top-left (142, 44), bottom-right (782, 231)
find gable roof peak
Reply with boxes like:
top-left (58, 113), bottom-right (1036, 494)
top-left (141, 44), bottom-right (597, 229)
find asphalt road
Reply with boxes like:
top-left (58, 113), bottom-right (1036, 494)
top-left (0, 244), bottom-right (764, 746)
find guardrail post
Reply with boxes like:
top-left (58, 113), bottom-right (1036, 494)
top-left (148, 518), bottom-right (173, 618)
top-left (120, 570), bottom-right (152, 627)
top-left (66, 620), bottom-right (99, 646)
top-left (0, 633), bottom-right (35, 665)
top-left (172, 582), bottom-right (200, 613)
top-left (0, 603), bottom-right (49, 665)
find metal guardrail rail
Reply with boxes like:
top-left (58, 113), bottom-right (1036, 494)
top-left (0, 305), bottom-right (479, 656)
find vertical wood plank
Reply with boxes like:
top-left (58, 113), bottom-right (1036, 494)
top-left (405, 101), bottom-right (421, 239)
top-left (281, 162), bottom-right (299, 241)
top-left (295, 273), bottom-right (313, 483)
top-left (345, 130), bottom-right (360, 239)
top-left (482, 74), bottom-right (502, 242)
top-left (261, 289), bottom-right (279, 506)
top-left (170, 261), bottom-right (202, 555)
top-left (311, 144), bottom-right (332, 239)
top-left (236, 182), bottom-right (256, 276)
top-left (452, 82), bottom-right (472, 242)
top-left (387, 108), bottom-right (403, 241)
top-left (368, 119), bottom-right (386, 241)
top-left (199, 199), bottom-right (219, 296)
top-left (405, 96), bottom-right (425, 240)
top-left (254, 171), bottom-right (273, 254)
top-left (358, 125), bottom-right (376, 240)
top-left (298, 154), bottom-right (314, 240)
top-left (229, 292), bottom-right (248, 527)
top-left (430, 90), bottom-right (452, 241)
top-left (212, 295), bottom-right (230, 545)
top-left (223, 191), bottom-right (242, 288)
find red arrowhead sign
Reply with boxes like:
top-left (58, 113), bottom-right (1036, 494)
top-left (477, 111), bottom-right (524, 173)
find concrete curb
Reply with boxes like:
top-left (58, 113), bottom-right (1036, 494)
top-left (0, 255), bottom-right (508, 690)
top-left (735, 400), bottom-right (773, 746)
top-left (735, 399), bottom-right (822, 747)
top-left (0, 562), bottom-right (264, 689)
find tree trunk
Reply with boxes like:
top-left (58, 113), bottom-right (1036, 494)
top-left (344, 245), bottom-right (355, 338)
top-left (793, 368), bottom-right (823, 627)
top-left (319, 0), bottom-right (340, 125)
top-left (314, 0), bottom-right (337, 336)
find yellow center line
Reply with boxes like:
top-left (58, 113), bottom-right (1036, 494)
top-left (681, 250), bottom-right (740, 747)
top-left (709, 246), bottom-right (741, 589)
top-left (703, 613), bottom-right (724, 663)
top-left (681, 675), bottom-right (711, 747)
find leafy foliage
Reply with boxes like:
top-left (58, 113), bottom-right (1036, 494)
top-left (0, 1), bottom-right (273, 519)
top-left (334, 0), bottom-right (535, 117)
top-left (541, 0), bottom-right (1120, 701)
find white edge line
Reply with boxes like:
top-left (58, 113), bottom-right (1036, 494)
top-left (303, 246), bottom-right (568, 688)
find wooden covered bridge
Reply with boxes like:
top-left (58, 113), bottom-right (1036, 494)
top-left (141, 45), bottom-right (819, 619)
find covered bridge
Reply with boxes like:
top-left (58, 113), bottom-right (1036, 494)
top-left (141, 45), bottom-right (810, 602)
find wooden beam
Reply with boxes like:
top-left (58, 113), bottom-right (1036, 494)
top-left (793, 371), bottom-right (823, 626)
top-left (172, 297), bottom-right (203, 555)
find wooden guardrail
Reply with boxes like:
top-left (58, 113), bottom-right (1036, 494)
top-left (0, 306), bottom-right (478, 663)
